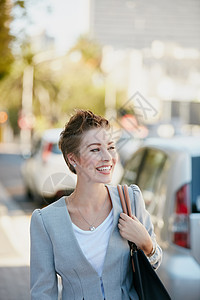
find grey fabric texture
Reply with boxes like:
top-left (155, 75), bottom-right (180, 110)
top-left (30, 184), bottom-right (162, 300)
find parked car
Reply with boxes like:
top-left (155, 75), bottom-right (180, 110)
top-left (21, 128), bottom-right (124, 204)
top-left (21, 128), bottom-right (77, 204)
top-left (120, 136), bottom-right (200, 300)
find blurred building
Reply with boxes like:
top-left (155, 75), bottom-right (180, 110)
top-left (89, 0), bottom-right (200, 131)
top-left (90, 0), bottom-right (200, 49)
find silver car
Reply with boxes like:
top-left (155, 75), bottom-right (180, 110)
top-left (120, 136), bottom-right (200, 300)
top-left (21, 128), bottom-right (77, 203)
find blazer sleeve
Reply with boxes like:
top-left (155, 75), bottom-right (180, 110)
top-left (129, 184), bottom-right (162, 270)
top-left (30, 209), bottom-right (58, 299)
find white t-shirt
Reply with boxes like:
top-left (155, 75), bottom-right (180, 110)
top-left (72, 208), bottom-right (113, 277)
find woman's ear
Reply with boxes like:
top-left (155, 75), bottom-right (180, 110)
top-left (67, 153), bottom-right (77, 167)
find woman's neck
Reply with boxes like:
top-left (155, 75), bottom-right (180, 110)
top-left (71, 180), bottom-right (108, 208)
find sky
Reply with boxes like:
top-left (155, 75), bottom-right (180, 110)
top-left (12, 0), bottom-right (90, 54)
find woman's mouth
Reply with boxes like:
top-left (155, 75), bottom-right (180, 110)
top-left (96, 165), bottom-right (112, 174)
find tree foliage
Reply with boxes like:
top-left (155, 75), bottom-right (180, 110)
top-left (0, 35), bottom-right (106, 133)
top-left (33, 38), bottom-right (105, 130)
top-left (0, 0), bottom-right (14, 79)
top-left (0, 0), bottom-right (26, 79)
top-left (69, 35), bottom-right (102, 69)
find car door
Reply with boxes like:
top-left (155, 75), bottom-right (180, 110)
top-left (190, 156), bottom-right (200, 265)
top-left (121, 147), bottom-right (167, 239)
top-left (121, 148), bottom-right (146, 186)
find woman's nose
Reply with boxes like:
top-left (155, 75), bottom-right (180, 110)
top-left (101, 149), bottom-right (112, 161)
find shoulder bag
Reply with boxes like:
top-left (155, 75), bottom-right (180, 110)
top-left (117, 184), bottom-right (171, 300)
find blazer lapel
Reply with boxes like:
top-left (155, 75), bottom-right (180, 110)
top-left (102, 185), bottom-right (123, 271)
top-left (105, 184), bottom-right (122, 233)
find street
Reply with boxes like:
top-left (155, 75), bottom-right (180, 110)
top-left (0, 145), bottom-right (38, 300)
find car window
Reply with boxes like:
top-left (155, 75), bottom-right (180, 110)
top-left (121, 148), bottom-right (146, 186)
top-left (136, 148), bottom-right (167, 210)
top-left (31, 138), bottom-right (41, 156)
top-left (191, 156), bottom-right (200, 213)
top-left (51, 143), bottom-right (62, 154)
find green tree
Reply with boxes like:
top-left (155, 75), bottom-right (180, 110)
top-left (0, 0), bottom-right (14, 79)
top-left (0, 33), bottom-right (106, 134)
top-left (69, 35), bottom-right (102, 69)
top-left (31, 36), bottom-right (105, 131)
top-left (0, 0), bottom-right (25, 78)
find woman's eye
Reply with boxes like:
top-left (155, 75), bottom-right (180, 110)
top-left (90, 148), bottom-right (100, 152)
top-left (108, 146), bottom-right (115, 150)
top-left (90, 146), bottom-right (115, 152)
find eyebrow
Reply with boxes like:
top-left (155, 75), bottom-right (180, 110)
top-left (87, 141), bottom-right (114, 148)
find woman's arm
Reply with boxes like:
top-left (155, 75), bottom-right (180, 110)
top-left (118, 185), bottom-right (162, 269)
top-left (30, 209), bottom-right (58, 299)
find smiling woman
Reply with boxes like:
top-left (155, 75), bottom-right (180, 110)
top-left (58, 109), bottom-right (114, 176)
top-left (30, 109), bottom-right (162, 300)
top-left (67, 127), bottom-right (118, 185)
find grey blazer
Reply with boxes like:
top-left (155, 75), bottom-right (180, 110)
top-left (30, 184), bottom-right (162, 300)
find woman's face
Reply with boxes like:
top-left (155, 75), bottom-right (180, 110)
top-left (75, 127), bottom-right (118, 184)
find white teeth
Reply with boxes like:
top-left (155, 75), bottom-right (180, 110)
top-left (97, 166), bottom-right (111, 171)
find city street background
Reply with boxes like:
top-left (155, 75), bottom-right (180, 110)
top-left (0, 0), bottom-right (200, 299)
top-left (0, 144), bottom-right (37, 300)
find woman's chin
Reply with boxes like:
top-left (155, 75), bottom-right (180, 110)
top-left (96, 175), bottom-right (113, 184)
top-left (81, 170), bottom-right (113, 184)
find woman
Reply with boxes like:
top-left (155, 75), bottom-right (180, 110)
top-left (30, 109), bottom-right (162, 300)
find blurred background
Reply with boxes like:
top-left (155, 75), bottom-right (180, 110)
top-left (0, 0), bottom-right (200, 299)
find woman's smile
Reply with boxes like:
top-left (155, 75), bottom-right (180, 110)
top-left (96, 165), bottom-right (113, 174)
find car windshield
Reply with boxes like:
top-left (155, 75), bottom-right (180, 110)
top-left (191, 156), bottom-right (200, 213)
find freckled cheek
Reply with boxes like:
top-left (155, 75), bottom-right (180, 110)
top-left (112, 152), bottom-right (119, 165)
top-left (79, 153), bottom-right (99, 169)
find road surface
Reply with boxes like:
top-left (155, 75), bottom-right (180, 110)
top-left (0, 145), bottom-right (38, 300)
